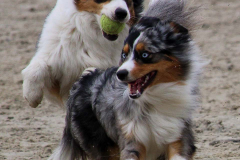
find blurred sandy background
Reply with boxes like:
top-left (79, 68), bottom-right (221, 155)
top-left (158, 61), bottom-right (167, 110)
top-left (0, 0), bottom-right (240, 159)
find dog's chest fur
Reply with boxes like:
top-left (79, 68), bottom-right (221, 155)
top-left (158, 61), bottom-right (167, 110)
top-left (116, 93), bottom-right (188, 159)
top-left (45, 11), bottom-right (128, 73)
top-left (92, 71), bottom-right (194, 159)
top-left (39, 7), bottom-right (129, 99)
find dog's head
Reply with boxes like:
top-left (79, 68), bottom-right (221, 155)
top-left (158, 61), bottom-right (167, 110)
top-left (117, 17), bottom-right (192, 99)
top-left (74, 0), bottom-right (143, 40)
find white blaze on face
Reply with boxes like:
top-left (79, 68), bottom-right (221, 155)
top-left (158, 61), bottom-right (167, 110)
top-left (101, 0), bottom-right (130, 22)
top-left (117, 34), bottom-right (142, 81)
top-left (118, 53), bottom-right (135, 72)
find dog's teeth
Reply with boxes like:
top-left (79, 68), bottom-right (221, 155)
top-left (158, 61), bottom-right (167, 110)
top-left (145, 78), bottom-right (148, 83)
top-left (144, 75), bottom-right (149, 83)
top-left (146, 75), bottom-right (149, 80)
top-left (136, 90), bottom-right (139, 94)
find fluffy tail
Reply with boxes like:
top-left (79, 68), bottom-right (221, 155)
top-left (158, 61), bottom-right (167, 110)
top-left (48, 117), bottom-right (87, 160)
top-left (145, 0), bottom-right (199, 31)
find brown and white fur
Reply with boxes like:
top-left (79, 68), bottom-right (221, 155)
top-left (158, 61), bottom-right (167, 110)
top-left (21, 0), bottom-right (143, 108)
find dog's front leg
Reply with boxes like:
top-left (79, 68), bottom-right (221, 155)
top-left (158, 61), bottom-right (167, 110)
top-left (22, 54), bottom-right (50, 108)
top-left (168, 140), bottom-right (192, 160)
top-left (168, 122), bottom-right (196, 160)
top-left (120, 139), bottom-right (146, 160)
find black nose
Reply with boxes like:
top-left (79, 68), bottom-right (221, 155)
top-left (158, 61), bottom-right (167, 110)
top-left (115, 8), bottom-right (127, 21)
top-left (117, 69), bottom-right (128, 81)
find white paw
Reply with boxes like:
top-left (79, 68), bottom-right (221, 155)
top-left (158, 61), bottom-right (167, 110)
top-left (170, 154), bottom-right (186, 160)
top-left (22, 79), bottom-right (43, 108)
top-left (81, 67), bottom-right (97, 77)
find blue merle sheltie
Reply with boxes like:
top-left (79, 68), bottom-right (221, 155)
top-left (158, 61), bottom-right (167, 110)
top-left (49, 0), bottom-right (204, 159)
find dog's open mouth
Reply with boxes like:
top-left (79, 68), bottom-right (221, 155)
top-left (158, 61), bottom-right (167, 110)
top-left (102, 31), bottom-right (118, 41)
top-left (128, 71), bottom-right (157, 99)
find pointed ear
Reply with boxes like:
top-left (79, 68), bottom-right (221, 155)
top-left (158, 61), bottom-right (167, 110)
top-left (169, 22), bottom-right (188, 34)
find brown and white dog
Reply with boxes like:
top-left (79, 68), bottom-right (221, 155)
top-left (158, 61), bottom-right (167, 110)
top-left (21, 0), bottom-right (143, 108)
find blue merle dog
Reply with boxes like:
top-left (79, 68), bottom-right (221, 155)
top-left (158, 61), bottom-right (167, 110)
top-left (49, 0), bottom-right (204, 159)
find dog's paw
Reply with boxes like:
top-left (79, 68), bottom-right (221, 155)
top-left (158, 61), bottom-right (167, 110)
top-left (120, 150), bottom-right (139, 160)
top-left (81, 67), bottom-right (97, 77)
top-left (170, 154), bottom-right (186, 160)
top-left (121, 154), bottom-right (138, 160)
top-left (23, 80), bottom-right (43, 108)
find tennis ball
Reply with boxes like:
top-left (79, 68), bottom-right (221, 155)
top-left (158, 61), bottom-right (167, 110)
top-left (100, 15), bottom-right (125, 35)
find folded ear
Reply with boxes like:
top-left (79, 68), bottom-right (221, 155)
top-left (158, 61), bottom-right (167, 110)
top-left (169, 22), bottom-right (188, 34)
top-left (132, 0), bottom-right (144, 19)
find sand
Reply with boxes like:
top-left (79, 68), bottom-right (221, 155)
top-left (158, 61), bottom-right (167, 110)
top-left (0, 0), bottom-right (239, 159)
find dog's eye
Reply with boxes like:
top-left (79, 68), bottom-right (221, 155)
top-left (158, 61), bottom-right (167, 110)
top-left (142, 53), bottom-right (149, 58)
top-left (122, 52), bottom-right (128, 59)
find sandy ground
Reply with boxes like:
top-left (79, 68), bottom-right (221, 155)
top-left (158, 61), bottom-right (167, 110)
top-left (0, 0), bottom-right (240, 159)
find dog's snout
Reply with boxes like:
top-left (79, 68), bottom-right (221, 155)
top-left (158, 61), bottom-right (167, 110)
top-left (115, 8), bottom-right (127, 21)
top-left (117, 69), bottom-right (128, 81)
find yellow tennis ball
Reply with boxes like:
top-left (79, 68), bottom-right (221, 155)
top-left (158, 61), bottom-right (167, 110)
top-left (100, 15), bottom-right (125, 35)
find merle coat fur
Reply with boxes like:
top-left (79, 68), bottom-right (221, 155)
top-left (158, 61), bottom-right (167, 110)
top-left (49, 0), bottom-right (204, 159)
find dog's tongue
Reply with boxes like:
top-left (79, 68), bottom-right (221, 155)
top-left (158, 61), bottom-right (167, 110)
top-left (102, 31), bottom-right (118, 41)
top-left (129, 76), bottom-right (145, 95)
top-left (128, 71), bottom-right (156, 99)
